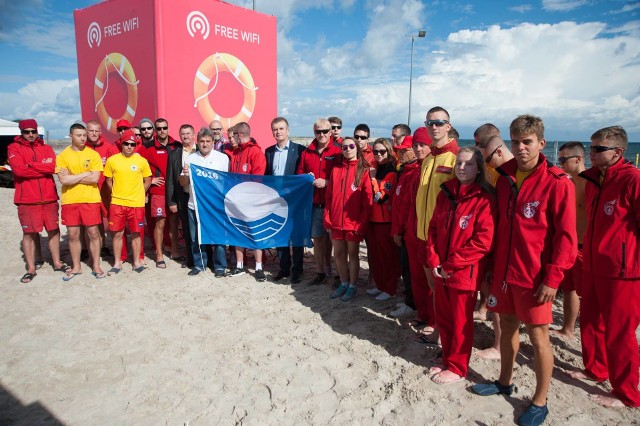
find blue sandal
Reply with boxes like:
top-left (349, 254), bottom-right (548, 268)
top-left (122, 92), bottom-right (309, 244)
top-left (471, 380), bottom-right (516, 396)
top-left (518, 403), bottom-right (548, 426)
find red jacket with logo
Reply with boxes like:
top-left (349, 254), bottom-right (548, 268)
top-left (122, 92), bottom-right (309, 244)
top-left (492, 155), bottom-right (577, 290)
top-left (324, 157), bottom-right (373, 234)
top-left (426, 179), bottom-right (496, 291)
top-left (230, 138), bottom-right (266, 175)
top-left (86, 136), bottom-right (119, 189)
top-left (296, 139), bottom-right (341, 205)
top-left (370, 161), bottom-right (397, 223)
top-left (390, 160), bottom-right (420, 237)
top-left (140, 138), bottom-right (180, 195)
top-left (580, 159), bottom-right (640, 279)
top-left (7, 136), bottom-right (58, 205)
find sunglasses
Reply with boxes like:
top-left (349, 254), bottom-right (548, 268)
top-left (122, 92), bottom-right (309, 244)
top-left (425, 119), bottom-right (449, 127)
top-left (341, 144), bottom-right (356, 151)
top-left (331, 125), bottom-right (342, 130)
top-left (315, 129), bottom-right (330, 135)
top-left (558, 155), bottom-right (579, 164)
top-left (353, 135), bottom-right (368, 140)
top-left (485, 145), bottom-right (501, 164)
top-left (116, 127), bottom-right (130, 132)
top-left (590, 145), bottom-right (619, 153)
top-left (373, 149), bottom-right (387, 155)
top-left (21, 129), bottom-right (38, 135)
top-left (210, 128), bottom-right (222, 131)
top-left (155, 126), bottom-right (168, 131)
top-left (141, 126), bottom-right (154, 131)
top-left (122, 141), bottom-right (136, 147)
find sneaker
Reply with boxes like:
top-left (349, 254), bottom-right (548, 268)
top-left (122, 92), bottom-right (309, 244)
top-left (471, 380), bottom-right (516, 396)
top-left (330, 283), bottom-right (348, 299)
top-left (366, 287), bottom-right (382, 296)
top-left (188, 268), bottom-right (202, 276)
top-left (375, 292), bottom-right (395, 301)
top-left (390, 303), bottom-right (415, 318)
top-left (517, 403), bottom-right (548, 426)
top-left (340, 286), bottom-right (357, 302)
top-left (272, 271), bottom-right (290, 281)
top-left (312, 272), bottom-right (326, 285)
top-left (255, 269), bottom-right (267, 282)
top-left (228, 267), bottom-right (246, 277)
top-left (214, 269), bottom-right (225, 278)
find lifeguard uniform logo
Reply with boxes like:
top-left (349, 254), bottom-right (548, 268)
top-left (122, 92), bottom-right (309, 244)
top-left (436, 165), bottom-right (453, 174)
top-left (131, 165), bottom-right (138, 171)
top-left (604, 199), bottom-right (616, 216)
top-left (487, 294), bottom-right (498, 308)
top-left (395, 185), bottom-right (402, 196)
top-left (351, 183), bottom-right (358, 192)
top-left (384, 182), bottom-right (393, 192)
top-left (523, 201), bottom-right (540, 219)
top-left (459, 214), bottom-right (473, 230)
top-left (242, 164), bottom-right (248, 172)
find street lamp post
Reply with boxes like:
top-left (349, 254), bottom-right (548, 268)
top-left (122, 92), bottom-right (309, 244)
top-left (408, 30), bottom-right (426, 127)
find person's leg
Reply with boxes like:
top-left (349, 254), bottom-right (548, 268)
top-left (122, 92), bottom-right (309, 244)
top-left (168, 212), bottom-right (180, 258)
top-left (86, 225), bottom-right (104, 275)
top-left (576, 274), bottom-right (609, 381)
top-left (111, 230), bottom-right (125, 270)
top-left (477, 313), bottom-right (502, 360)
top-left (188, 208), bottom-right (206, 271)
top-left (433, 280), bottom-right (452, 368)
top-left (22, 233), bottom-right (37, 274)
top-left (154, 217), bottom-right (166, 263)
top-left (131, 232), bottom-right (143, 269)
top-left (278, 246), bottom-right (292, 275)
top-left (526, 323), bottom-right (554, 407)
top-left (291, 246), bottom-right (304, 277)
top-left (498, 313), bottom-right (520, 386)
top-left (346, 240), bottom-right (360, 285)
top-left (445, 288), bottom-right (476, 378)
top-left (556, 289), bottom-right (579, 336)
top-left (332, 239), bottom-right (348, 283)
top-left (255, 249), bottom-right (262, 266)
top-left (46, 228), bottom-right (65, 270)
top-left (312, 237), bottom-right (326, 275)
top-left (405, 235), bottom-right (430, 324)
top-left (400, 243), bottom-right (414, 308)
top-left (178, 200), bottom-right (194, 268)
top-left (212, 244), bottom-right (227, 272)
top-left (235, 247), bottom-right (245, 268)
top-left (67, 225), bottom-right (82, 273)
top-left (34, 234), bottom-right (43, 265)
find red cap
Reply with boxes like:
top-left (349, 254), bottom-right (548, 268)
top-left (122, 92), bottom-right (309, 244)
top-left (413, 127), bottom-right (432, 145)
top-left (116, 119), bottom-right (131, 129)
top-left (119, 129), bottom-right (137, 144)
top-left (19, 119), bottom-right (38, 131)
top-left (393, 135), bottom-right (413, 151)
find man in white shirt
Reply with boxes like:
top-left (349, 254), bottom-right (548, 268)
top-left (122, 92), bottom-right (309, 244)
top-left (180, 128), bottom-right (230, 277)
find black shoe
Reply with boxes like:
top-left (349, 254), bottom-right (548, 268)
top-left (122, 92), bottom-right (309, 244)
top-left (188, 269), bottom-right (202, 276)
top-left (312, 272), bottom-right (326, 284)
top-left (290, 274), bottom-right (302, 284)
top-left (214, 269), bottom-right (225, 278)
top-left (273, 271), bottom-right (290, 281)
top-left (255, 269), bottom-right (267, 282)
top-left (228, 267), bottom-right (246, 277)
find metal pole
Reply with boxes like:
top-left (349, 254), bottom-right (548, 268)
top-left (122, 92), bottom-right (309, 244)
top-left (408, 36), bottom-right (415, 127)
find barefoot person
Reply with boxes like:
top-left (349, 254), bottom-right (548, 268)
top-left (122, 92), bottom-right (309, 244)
top-left (472, 115), bottom-right (577, 426)
top-left (8, 119), bottom-right (67, 282)
top-left (425, 147), bottom-right (495, 385)
top-left (56, 123), bottom-right (105, 280)
top-left (551, 142), bottom-right (587, 338)
top-left (104, 130), bottom-right (152, 274)
top-left (572, 126), bottom-right (640, 408)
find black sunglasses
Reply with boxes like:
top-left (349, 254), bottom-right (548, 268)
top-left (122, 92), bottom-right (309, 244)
top-left (590, 145), bottom-right (619, 153)
top-left (141, 126), bottom-right (154, 131)
top-left (331, 125), bottom-right (342, 130)
top-left (425, 119), bottom-right (449, 127)
top-left (353, 135), bottom-right (368, 140)
top-left (558, 155), bottom-right (579, 164)
top-left (122, 142), bottom-right (136, 147)
top-left (315, 129), bottom-right (330, 135)
top-left (22, 129), bottom-right (38, 135)
top-left (155, 126), bottom-right (168, 131)
top-left (341, 143), bottom-right (356, 151)
top-left (373, 149), bottom-right (387, 155)
top-left (485, 145), bottom-right (501, 164)
top-left (116, 127), bottom-right (130, 132)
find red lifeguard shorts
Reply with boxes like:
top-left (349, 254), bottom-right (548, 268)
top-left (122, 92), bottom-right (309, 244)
top-left (330, 229), bottom-right (364, 243)
top-left (109, 205), bottom-right (145, 233)
top-left (18, 202), bottom-right (59, 233)
top-left (61, 203), bottom-right (102, 227)
top-left (487, 281), bottom-right (553, 325)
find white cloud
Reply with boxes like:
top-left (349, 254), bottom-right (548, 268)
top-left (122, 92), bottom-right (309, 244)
top-left (542, 0), bottom-right (588, 12)
top-left (509, 4), bottom-right (533, 13)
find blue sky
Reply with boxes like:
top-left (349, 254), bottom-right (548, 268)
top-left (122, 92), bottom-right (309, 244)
top-left (0, 0), bottom-right (639, 141)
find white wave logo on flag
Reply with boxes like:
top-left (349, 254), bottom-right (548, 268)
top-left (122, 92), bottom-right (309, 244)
top-left (224, 182), bottom-right (288, 242)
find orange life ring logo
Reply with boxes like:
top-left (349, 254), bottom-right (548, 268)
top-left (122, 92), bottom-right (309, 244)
top-left (193, 52), bottom-right (258, 129)
top-left (93, 52), bottom-right (139, 134)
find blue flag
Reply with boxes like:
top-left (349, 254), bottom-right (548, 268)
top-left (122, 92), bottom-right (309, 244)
top-left (190, 164), bottom-right (314, 249)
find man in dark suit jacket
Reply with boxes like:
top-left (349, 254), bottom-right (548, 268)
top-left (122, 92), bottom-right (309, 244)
top-left (265, 117), bottom-right (304, 283)
top-left (166, 124), bottom-right (198, 269)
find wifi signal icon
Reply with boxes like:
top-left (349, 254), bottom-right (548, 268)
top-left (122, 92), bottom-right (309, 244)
top-left (186, 11), bottom-right (210, 40)
top-left (87, 22), bottom-right (101, 48)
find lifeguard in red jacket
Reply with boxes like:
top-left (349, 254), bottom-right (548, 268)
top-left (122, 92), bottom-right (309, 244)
top-left (425, 147), bottom-right (496, 385)
top-left (8, 119), bottom-right (68, 283)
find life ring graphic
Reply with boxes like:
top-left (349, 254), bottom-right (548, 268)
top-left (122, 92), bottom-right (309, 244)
top-left (193, 52), bottom-right (258, 128)
top-left (93, 53), bottom-right (139, 134)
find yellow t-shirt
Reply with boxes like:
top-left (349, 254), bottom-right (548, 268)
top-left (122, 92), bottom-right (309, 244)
top-left (103, 153), bottom-right (152, 207)
top-left (486, 165), bottom-right (500, 188)
top-left (515, 168), bottom-right (535, 191)
top-left (55, 146), bottom-right (103, 205)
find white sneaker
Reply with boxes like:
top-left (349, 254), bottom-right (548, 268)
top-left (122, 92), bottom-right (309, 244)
top-left (375, 292), bottom-right (395, 301)
top-left (390, 303), bottom-right (415, 318)
top-left (366, 287), bottom-right (382, 296)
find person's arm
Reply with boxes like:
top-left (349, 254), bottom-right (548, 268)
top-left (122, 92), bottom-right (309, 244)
top-left (357, 174), bottom-right (373, 235)
top-left (8, 144), bottom-right (55, 178)
top-left (253, 149), bottom-right (267, 175)
top-left (323, 171), bottom-right (334, 230)
top-left (425, 194), bottom-right (443, 269)
top-left (105, 177), bottom-right (113, 191)
top-left (143, 176), bottom-right (152, 192)
top-left (166, 151), bottom-right (177, 209)
top-left (57, 170), bottom-right (100, 185)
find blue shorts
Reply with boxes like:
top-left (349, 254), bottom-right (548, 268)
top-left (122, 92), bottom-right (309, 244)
top-left (311, 206), bottom-right (327, 239)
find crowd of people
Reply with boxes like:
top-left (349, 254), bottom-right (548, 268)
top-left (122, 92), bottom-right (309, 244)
top-left (7, 107), bottom-right (639, 425)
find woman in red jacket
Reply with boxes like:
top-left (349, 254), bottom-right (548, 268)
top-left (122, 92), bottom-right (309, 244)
top-left (324, 137), bottom-right (372, 302)
top-left (365, 138), bottom-right (400, 301)
top-left (425, 146), bottom-right (496, 384)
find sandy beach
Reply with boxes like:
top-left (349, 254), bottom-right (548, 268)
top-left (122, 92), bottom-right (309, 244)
top-left (0, 185), bottom-right (638, 425)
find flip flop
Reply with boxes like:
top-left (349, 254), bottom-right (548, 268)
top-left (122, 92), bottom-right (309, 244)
top-left (35, 260), bottom-right (45, 270)
top-left (414, 334), bottom-right (441, 347)
top-left (408, 319), bottom-right (427, 328)
top-left (155, 260), bottom-right (167, 269)
top-left (133, 265), bottom-right (146, 273)
top-left (107, 267), bottom-right (121, 276)
top-left (53, 262), bottom-right (71, 272)
top-left (20, 272), bottom-right (36, 283)
top-left (91, 271), bottom-right (107, 279)
top-left (62, 272), bottom-right (82, 282)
